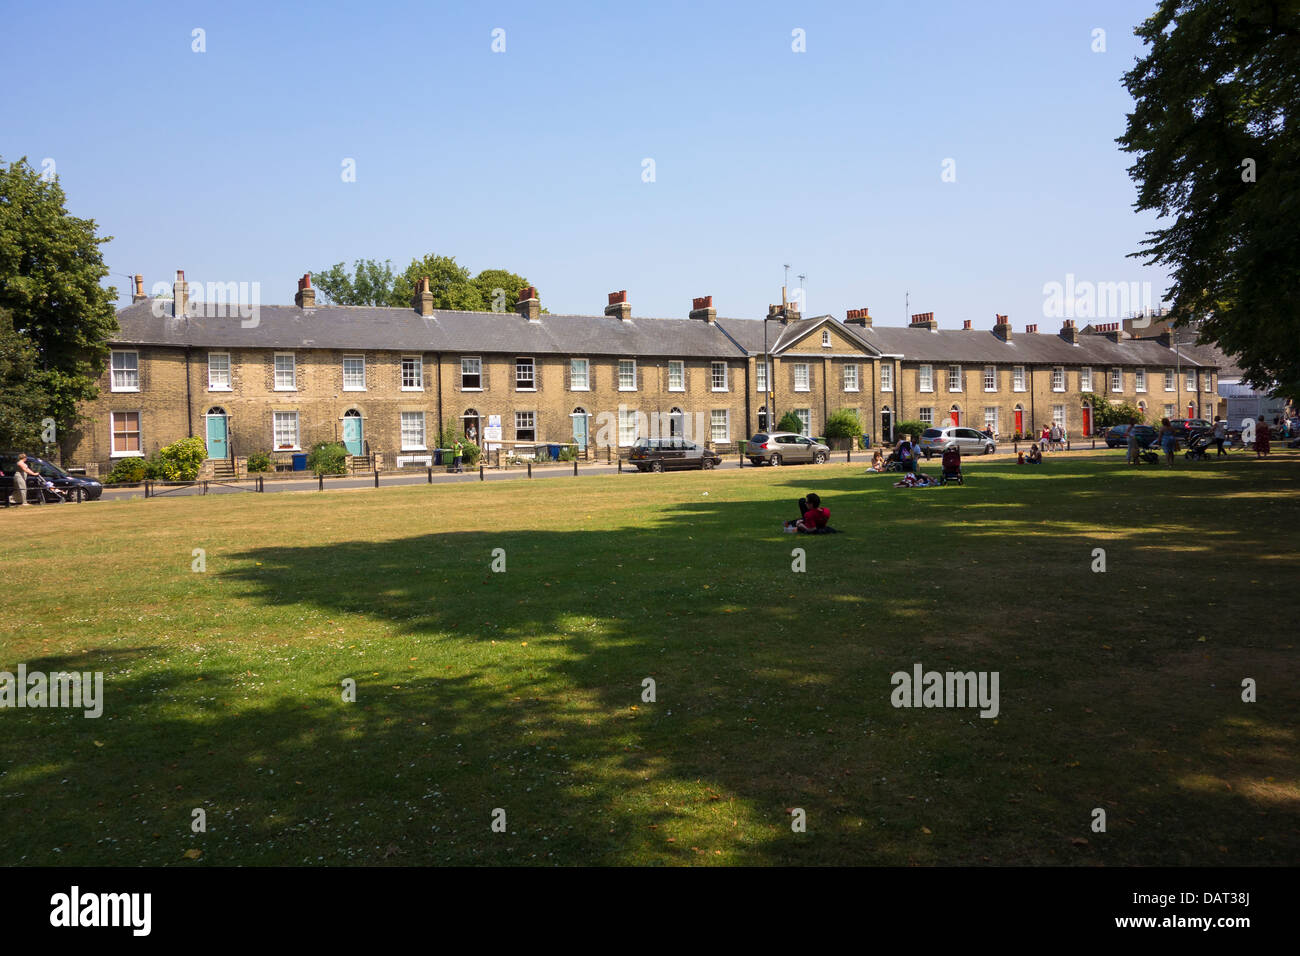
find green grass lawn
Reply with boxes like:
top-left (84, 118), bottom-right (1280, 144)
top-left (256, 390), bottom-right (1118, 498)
top-left (2, 451), bottom-right (1297, 866)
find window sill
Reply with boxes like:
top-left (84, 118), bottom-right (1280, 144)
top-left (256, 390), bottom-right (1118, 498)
top-left (570, 386), bottom-right (590, 392)
top-left (401, 387), bottom-right (424, 392)
top-left (515, 387), bottom-right (537, 392)
top-left (669, 387), bottom-right (686, 393)
top-left (711, 387), bottom-right (729, 393)
top-left (274, 387), bottom-right (297, 392)
top-left (343, 388), bottom-right (367, 392)
top-left (844, 388), bottom-right (859, 393)
top-left (111, 387), bottom-right (140, 393)
top-left (461, 386), bottom-right (483, 392)
top-left (402, 446), bottom-right (428, 452)
top-left (618, 387), bottom-right (638, 392)
top-left (208, 386), bottom-right (232, 392)
top-left (110, 451), bottom-right (144, 459)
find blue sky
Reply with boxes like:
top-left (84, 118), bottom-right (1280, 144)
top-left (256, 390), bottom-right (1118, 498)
top-left (0, 0), bottom-right (1171, 326)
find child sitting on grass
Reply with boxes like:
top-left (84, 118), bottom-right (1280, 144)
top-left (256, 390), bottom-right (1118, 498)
top-left (783, 493), bottom-right (839, 534)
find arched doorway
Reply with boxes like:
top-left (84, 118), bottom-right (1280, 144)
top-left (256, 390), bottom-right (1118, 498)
top-left (881, 405), bottom-right (893, 444)
top-left (1081, 402), bottom-right (1093, 438)
top-left (1013, 403), bottom-right (1024, 437)
top-left (462, 408), bottom-right (481, 445)
top-left (570, 407), bottom-right (590, 452)
top-left (668, 407), bottom-right (684, 438)
top-left (948, 404), bottom-right (961, 428)
top-left (341, 409), bottom-right (363, 456)
top-left (757, 405), bottom-right (768, 432)
top-left (1138, 400), bottom-right (1147, 423)
top-left (205, 406), bottom-right (229, 459)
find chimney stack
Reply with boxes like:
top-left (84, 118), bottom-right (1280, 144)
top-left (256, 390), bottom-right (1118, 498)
top-left (962, 319), bottom-right (972, 330)
top-left (604, 290), bottom-right (632, 322)
top-left (1025, 323), bottom-right (1038, 334)
top-left (1059, 318), bottom-right (1078, 345)
top-left (516, 286), bottom-right (541, 322)
top-left (689, 295), bottom-right (716, 324)
top-left (131, 274), bottom-right (146, 304)
top-left (411, 276), bottom-right (433, 316)
top-left (296, 273), bottom-right (316, 310)
top-left (1096, 321), bottom-right (1124, 343)
top-left (173, 270), bottom-right (189, 318)
top-left (993, 313), bottom-right (1012, 341)
top-left (844, 307), bottom-right (872, 327)
top-left (909, 311), bottom-right (938, 331)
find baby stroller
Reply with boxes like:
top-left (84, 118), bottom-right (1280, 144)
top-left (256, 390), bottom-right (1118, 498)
top-left (939, 447), bottom-right (963, 485)
top-left (1184, 428), bottom-right (1214, 461)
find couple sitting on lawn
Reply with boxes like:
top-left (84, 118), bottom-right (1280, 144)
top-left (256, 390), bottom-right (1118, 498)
top-left (783, 493), bottom-right (840, 534)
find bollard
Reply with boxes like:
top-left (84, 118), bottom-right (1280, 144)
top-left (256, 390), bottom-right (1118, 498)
top-left (258, 475), bottom-right (264, 493)
top-left (318, 474), bottom-right (323, 491)
top-left (427, 466), bottom-right (433, 484)
top-left (618, 459), bottom-right (622, 473)
top-left (606, 445), bottom-right (611, 464)
top-left (374, 470), bottom-right (379, 488)
top-left (203, 480), bottom-right (208, 496)
top-left (573, 459), bottom-right (578, 477)
top-left (847, 447), bottom-right (852, 463)
top-left (527, 461), bottom-right (532, 478)
top-left (479, 463), bottom-right (484, 481)
top-left (76, 487), bottom-right (83, 503)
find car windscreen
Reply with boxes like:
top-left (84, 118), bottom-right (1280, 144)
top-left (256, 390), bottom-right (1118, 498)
top-left (36, 461), bottom-right (68, 478)
top-left (922, 429), bottom-right (943, 438)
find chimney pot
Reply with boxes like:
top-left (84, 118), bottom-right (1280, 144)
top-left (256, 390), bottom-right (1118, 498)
top-left (516, 286), bottom-right (541, 321)
top-left (132, 274), bottom-right (146, 303)
top-left (173, 269), bottom-right (189, 318)
top-left (604, 290), bottom-right (632, 321)
top-left (607, 290), bottom-right (627, 305)
top-left (1026, 323), bottom-right (1038, 333)
top-left (689, 295), bottom-right (716, 324)
top-left (962, 319), bottom-right (972, 330)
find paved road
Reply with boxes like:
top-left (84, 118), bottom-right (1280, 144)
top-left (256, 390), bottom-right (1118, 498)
top-left (88, 444), bottom-right (1134, 502)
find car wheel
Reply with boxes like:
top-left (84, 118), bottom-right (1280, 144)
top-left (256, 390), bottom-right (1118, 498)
top-left (701, 457), bottom-right (715, 470)
top-left (813, 452), bottom-right (827, 464)
top-left (984, 444), bottom-right (994, 455)
top-left (650, 461), bottom-right (664, 473)
top-left (770, 454), bottom-right (783, 466)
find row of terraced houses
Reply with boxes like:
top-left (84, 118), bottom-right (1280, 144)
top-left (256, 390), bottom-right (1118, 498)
top-left (62, 271), bottom-right (1228, 476)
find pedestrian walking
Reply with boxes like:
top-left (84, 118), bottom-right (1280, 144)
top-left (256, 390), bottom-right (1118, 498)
top-left (1254, 416), bottom-right (1271, 458)
top-left (11, 453), bottom-right (38, 505)
top-left (1159, 418), bottom-right (1178, 466)
top-left (1212, 418), bottom-right (1227, 456)
top-left (1126, 425), bottom-right (1141, 465)
top-left (453, 438), bottom-right (464, 473)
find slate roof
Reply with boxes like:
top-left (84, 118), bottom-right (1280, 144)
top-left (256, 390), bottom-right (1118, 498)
top-left (111, 299), bottom-right (749, 359)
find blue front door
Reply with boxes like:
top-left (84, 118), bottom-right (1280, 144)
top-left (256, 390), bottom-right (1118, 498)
top-left (206, 415), bottom-right (228, 459)
top-left (342, 415), bottom-right (363, 456)
top-left (571, 414), bottom-right (588, 452)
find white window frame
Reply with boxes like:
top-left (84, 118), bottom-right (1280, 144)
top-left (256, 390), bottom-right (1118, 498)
top-left (618, 359), bottom-right (637, 392)
top-left (515, 356), bottom-right (536, 391)
top-left (1135, 368), bottom-right (1147, 392)
top-left (793, 363), bottom-right (810, 392)
top-left (274, 352), bottom-right (297, 391)
top-left (1052, 404), bottom-right (1066, 428)
top-left (843, 364), bottom-right (859, 392)
top-left (983, 365), bottom-right (996, 392)
top-left (1051, 366), bottom-right (1064, 392)
top-left (755, 361), bottom-right (768, 394)
top-left (880, 362), bottom-right (893, 392)
top-left (1164, 403), bottom-right (1175, 418)
top-left (1080, 367), bottom-right (1092, 392)
top-left (343, 354), bottom-right (366, 392)
top-left (461, 356), bottom-right (482, 391)
top-left (273, 410), bottom-right (300, 451)
top-left (821, 329), bottom-right (831, 348)
top-left (668, 360), bottom-right (685, 392)
top-left (948, 364), bottom-right (963, 392)
top-left (514, 410), bottom-right (536, 442)
top-left (401, 356), bottom-right (423, 391)
top-left (570, 358), bottom-right (590, 392)
top-left (919, 364), bottom-right (934, 393)
top-left (795, 408), bottom-right (811, 437)
top-left (618, 408), bottom-right (638, 446)
top-left (400, 411), bottom-right (427, 451)
top-left (1013, 365), bottom-right (1025, 392)
top-left (111, 350), bottom-right (140, 392)
top-left (207, 352), bottom-right (231, 391)
top-left (918, 406), bottom-right (933, 425)
top-left (1110, 367), bottom-right (1122, 393)
top-left (984, 406), bottom-right (999, 433)
top-left (710, 409), bottom-right (730, 443)
top-left (1164, 370), bottom-right (1175, 392)
top-left (1185, 369), bottom-right (1196, 393)
top-left (109, 410), bottom-right (143, 458)
top-left (711, 361), bottom-right (728, 391)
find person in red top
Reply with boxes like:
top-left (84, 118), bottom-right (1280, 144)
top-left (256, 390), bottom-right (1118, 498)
top-left (1255, 416), bottom-right (1272, 458)
top-left (785, 493), bottom-right (834, 533)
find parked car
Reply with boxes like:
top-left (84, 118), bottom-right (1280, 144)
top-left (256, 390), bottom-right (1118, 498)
top-left (628, 437), bottom-right (722, 472)
top-left (1104, 424), bottom-right (1158, 448)
top-left (917, 427), bottom-right (996, 459)
top-left (744, 433), bottom-right (830, 466)
top-left (0, 453), bottom-right (103, 502)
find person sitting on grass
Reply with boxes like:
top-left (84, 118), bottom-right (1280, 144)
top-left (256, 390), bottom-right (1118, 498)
top-left (868, 449), bottom-right (885, 472)
top-left (1026, 443), bottom-right (1043, 464)
top-left (784, 493), bottom-right (838, 534)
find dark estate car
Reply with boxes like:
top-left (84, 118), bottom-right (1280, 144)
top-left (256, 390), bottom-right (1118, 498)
top-left (744, 433), bottom-right (831, 466)
top-left (1104, 424), bottom-right (1158, 448)
top-left (0, 453), bottom-right (103, 503)
top-left (628, 437), bottom-right (722, 472)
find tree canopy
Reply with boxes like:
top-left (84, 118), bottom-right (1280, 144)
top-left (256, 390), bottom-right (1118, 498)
top-left (312, 255), bottom-right (533, 313)
top-left (1118, 0), bottom-right (1300, 397)
top-left (0, 307), bottom-right (47, 448)
top-left (0, 157), bottom-right (118, 429)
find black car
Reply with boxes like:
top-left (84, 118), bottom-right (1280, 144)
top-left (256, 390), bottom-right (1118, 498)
top-left (1104, 424), bottom-right (1157, 448)
top-left (0, 453), bottom-right (103, 502)
top-left (628, 438), bottom-right (722, 472)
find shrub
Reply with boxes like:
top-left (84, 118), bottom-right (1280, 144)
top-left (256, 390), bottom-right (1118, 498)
top-left (775, 411), bottom-right (804, 434)
top-left (306, 441), bottom-right (348, 476)
top-left (824, 409), bottom-right (864, 448)
top-left (557, 445), bottom-right (577, 462)
top-left (145, 436), bottom-right (207, 481)
top-left (246, 451), bottom-right (272, 473)
top-left (462, 441), bottom-right (481, 466)
top-left (105, 456), bottom-right (147, 483)
top-left (894, 420), bottom-right (929, 443)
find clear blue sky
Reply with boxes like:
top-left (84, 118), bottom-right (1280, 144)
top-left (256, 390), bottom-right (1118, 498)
top-left (0, 0), bottom-right (1171, 327)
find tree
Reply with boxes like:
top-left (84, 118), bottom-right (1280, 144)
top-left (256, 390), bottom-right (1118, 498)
top-left (775, 411), bottom-right (804, 434)
top-left (0, 307), bottom-right (46, 448)
top-left (1083, 392), bottom-right (1143, 429)
top-left (824, 408), bottom-right (864, 448)
top-left (1118, 1), bottom-right (1300, 398)
top-left (311, 259), bottom-right (398, 306)
top-left (0, 157), bottom-right (118, 430)
top-left (472, 269), bottom-right (531, 314)
top-left (393, 255), bottom-right (483, 311)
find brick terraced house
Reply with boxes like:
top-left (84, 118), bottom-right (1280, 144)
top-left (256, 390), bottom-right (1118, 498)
top-left (61, 272), bottom-right (1221, 476)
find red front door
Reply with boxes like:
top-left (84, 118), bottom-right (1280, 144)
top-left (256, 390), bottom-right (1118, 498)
top-left (951, 409), bottom-right (960, 427)
top-left (1014, 409), bottom-right (1023, 435)
top-left (1082, 406), bottom-right (1092, 436)
top-left (1188, 403), bottom-right (1195, 418)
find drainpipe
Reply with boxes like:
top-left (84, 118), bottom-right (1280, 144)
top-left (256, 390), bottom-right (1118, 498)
top-left (435, 352), bottom-right (443, 444)
top-left (185, 347), bottom-right (193, 439)
top-left (1030, 367), bottom-right (1037, 437)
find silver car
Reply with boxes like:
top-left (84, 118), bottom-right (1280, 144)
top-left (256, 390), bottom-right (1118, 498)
top-left (918, 426), bottom-right (996, 458)
top-left (745, 432), bottom-right (830, 466)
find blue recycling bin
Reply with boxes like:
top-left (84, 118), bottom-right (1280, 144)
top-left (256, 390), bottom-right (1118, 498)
top-left (548, 444), bottom-right (561, 460)
top-left (433, 449), bottom-right (443, 465)
top-left (291, 453), bottom-right (307, 471)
